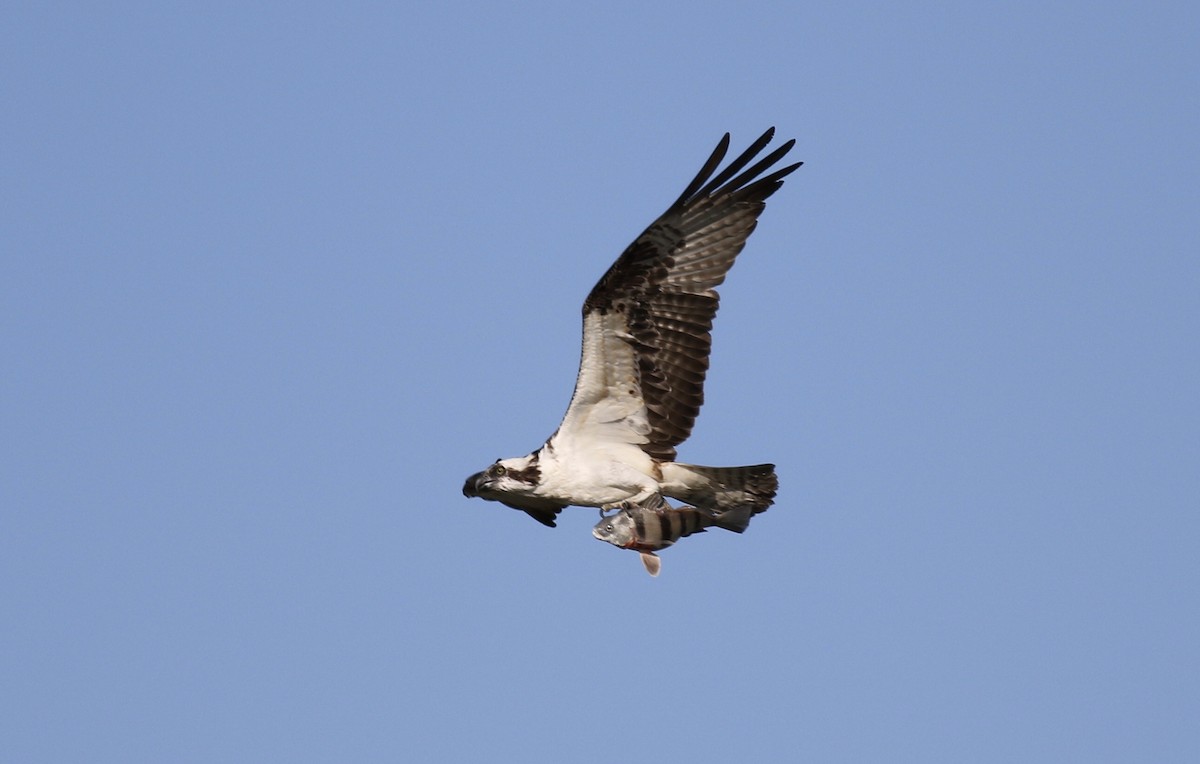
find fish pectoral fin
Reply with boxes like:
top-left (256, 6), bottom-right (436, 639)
top-left (639, 551), bottom-right (661, 577)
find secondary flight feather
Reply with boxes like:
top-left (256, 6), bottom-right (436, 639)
top-left (462, 128), bottom-right (799, 531)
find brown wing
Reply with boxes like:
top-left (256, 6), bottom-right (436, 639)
top-left (575, 128), bottom-right (801, 460)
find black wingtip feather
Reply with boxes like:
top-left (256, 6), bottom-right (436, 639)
top-left (667, 128), bottom-right (799, 215)
top-left (672, 132), bottom-right (732, 208)
top-left (694, 127), bottom-right (781, 199)
top-left (719, 139), bottom-right (798, 199)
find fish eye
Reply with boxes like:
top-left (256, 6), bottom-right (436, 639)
top-left (605, 523), bottom-right (614, 532)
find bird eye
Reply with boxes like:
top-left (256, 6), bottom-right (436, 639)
top-left (491, 464), bottom-right (507, 477)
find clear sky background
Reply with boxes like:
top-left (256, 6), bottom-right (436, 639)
top-left (3, 2), bottom-right (1197, 762)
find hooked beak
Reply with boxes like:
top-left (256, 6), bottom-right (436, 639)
top-left (463, 471), bottom-right (499, 498)
top-left (462, 472), bottom-right (483, 497)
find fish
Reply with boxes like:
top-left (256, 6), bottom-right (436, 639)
top-left (592, 494), bottom-right (752, 576)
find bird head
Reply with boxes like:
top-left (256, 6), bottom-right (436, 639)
top-left (462, 455), bottom-right (541, 501)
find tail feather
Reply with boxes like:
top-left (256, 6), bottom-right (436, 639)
top-left (660, 462), bottom-right (778, 517)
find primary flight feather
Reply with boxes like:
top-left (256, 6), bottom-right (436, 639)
top-left (462, 129), bottom-right (800, 528)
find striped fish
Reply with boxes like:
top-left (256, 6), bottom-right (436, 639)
top-left (592, 495), bottom-right (751, 576)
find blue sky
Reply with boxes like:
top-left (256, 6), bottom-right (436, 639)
top-left (3, 2), bottom-right (1197, 761)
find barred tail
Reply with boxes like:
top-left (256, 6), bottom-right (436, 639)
top-left (659, 462), bottom-right (778, 528)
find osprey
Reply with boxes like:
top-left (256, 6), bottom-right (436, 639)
top-left (463, 128), bottom-right (799, 528)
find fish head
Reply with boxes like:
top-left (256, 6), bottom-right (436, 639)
top-left (592, 509), bottom-right (638, 548)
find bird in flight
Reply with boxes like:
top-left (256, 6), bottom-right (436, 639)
top-left (463, 128), bottom-right (800, 530)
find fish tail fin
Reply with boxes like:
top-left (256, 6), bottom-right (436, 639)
top-left (710, 505), bottom-right (754, 534)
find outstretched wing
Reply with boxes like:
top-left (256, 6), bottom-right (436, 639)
top-left (552, 129), bottom-right (800, 460)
